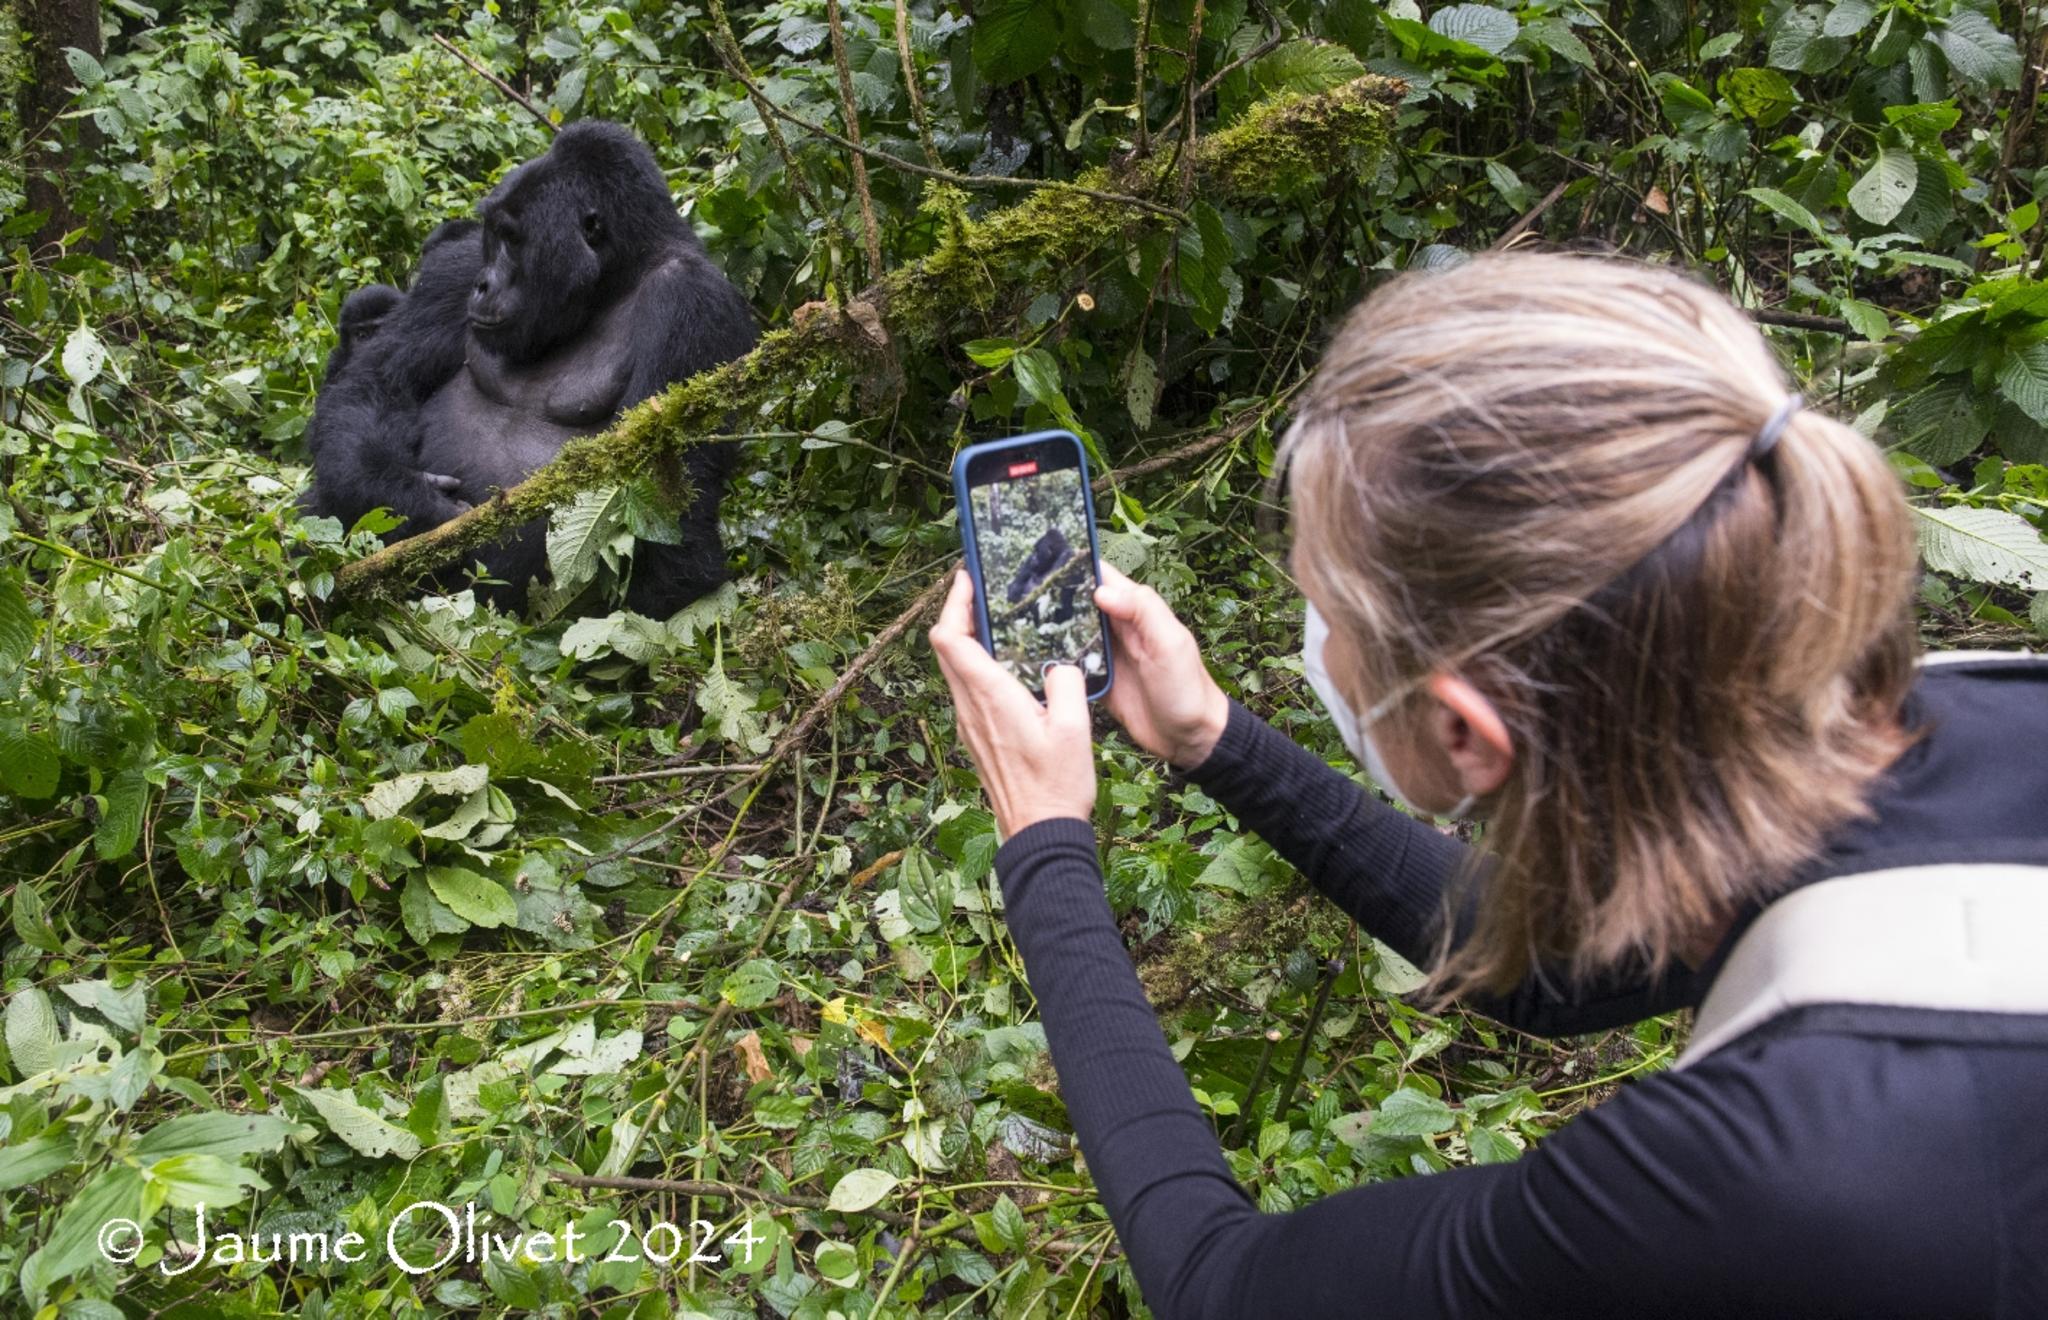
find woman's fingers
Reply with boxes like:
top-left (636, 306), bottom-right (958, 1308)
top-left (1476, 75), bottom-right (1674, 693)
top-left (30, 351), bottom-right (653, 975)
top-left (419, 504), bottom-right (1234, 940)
top-left (1042, 662), bottom-right (1089, 732)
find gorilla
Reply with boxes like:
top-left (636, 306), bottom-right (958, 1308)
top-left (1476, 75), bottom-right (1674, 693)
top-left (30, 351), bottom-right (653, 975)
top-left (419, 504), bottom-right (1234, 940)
top-left (1006, 528), bottom-right (1080, 622)
top-left (302, 219), bottom-right (483, 533)
top-left (303, 121), bottom-right (759, 615)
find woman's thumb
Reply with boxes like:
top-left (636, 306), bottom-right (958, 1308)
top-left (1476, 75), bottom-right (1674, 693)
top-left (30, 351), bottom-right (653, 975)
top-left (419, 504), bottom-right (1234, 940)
top-left (1042, 662), bottom-right (1090, 725)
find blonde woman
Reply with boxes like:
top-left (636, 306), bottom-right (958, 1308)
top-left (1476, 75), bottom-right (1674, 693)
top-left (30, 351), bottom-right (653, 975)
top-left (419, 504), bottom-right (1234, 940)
top-left (929, 253), bottom-right (2048, 1317)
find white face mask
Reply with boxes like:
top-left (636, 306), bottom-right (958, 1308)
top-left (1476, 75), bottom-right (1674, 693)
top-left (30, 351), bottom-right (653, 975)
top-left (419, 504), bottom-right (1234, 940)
top-left (1302, 601), bottom-right (1477, 821)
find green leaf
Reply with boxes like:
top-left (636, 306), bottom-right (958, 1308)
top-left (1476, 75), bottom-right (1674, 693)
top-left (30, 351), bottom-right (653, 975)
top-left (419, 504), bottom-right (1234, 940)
top-left (813, 1239), bottom-right (861, 1286)
top-left (0, 722), bottom-right (60, 799)
top-left (1372, 1088), bottom-right (1457, 1137)
top-left (1914, 505), bottom-right (2048, 591)
top-left (989, 1193), bottom-right (1028, 1251)
top-left (59, 978), bottom-right (144, 1033)
top-left (1744, 187), bottom-right (1827, 241)
top-left (61, 324), bottom-right (106, 386)
top-left (1996, 343), bottom-right (2048, 424)
top-left (95, 768), bottom-right (147, 861)
top-left (1839, 298), bottom-right (1890, 341)
top-left (136, 1111), bottom-right (300, 1160)
top-left (1468, 1124), bottom-right (1522, 1164)
top-left (0, 1131), bottom-right (73, 1190)
top-left (144, 1152), bottom-right (268, 1209)
top-left (1882, 101), bottom-right (1962, 140)
top-left (1249, 40), bottom-right (1367, 95)
top-left (11, 881), bottom-right (62, 954)
top-left (1123, 347), bottom-right (1159, 432)
top-left (293, 1085), bottom-right (424, 1160)
top-left (425, 866), bottom-right (519, 929)
top-left (962, 338), bottom-right (1016, 368)
top-left (696, 632), bottom-right (769, 753)
top-left (401, 873), bottom-right (471, 945)
top-left (1719, 67), bottom-right (1796, 127)
top-left (1768, 5), bottom-right (1849, 73)
top-left (26, 1164), bottom-right (143, 1295)
top-left (1428, 3), bottom-right (1518, 55)
top-left (826, 1167), bottom-right (899, 1212)
top-left (1847, 147), bottom-right (1919, 225)
top-left (1820, 0), bottom-right (1874, 38)
top-left (0, 572), bottom-right (34, 671)
top-left (1933, 11), bottom-right (2022, 91)
top-left (721, 958), bottom-right (782, 1010)
top-left (971, 0), bottom-right (1057, 84)
top-left (1012, 347), bottom-right (1064, 411)
top-left (5, 987), bottom-right (59, 1076)
top-left (547, 484), bottom-right (628, 593)
top-left (1655, 74), bottom-right (1718, 134)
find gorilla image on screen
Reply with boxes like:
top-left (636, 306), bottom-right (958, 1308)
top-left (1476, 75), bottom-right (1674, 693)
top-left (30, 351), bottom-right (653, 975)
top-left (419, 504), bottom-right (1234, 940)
top-left (969, 467), bottom-right (1104, 689)
top-left (1006, 528), bottom-right (1078, 622)
top-left (302, 121), bottom-right (759, 616)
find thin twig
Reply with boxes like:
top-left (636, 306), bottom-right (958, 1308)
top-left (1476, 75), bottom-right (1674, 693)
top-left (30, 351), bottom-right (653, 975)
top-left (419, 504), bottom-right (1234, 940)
top-left (1132, 0), bottom-right (1154, 154)
top-left (1489, 177), bottom-right (1569, 251)
top-left (432, 35), bottom-right (557, 133)
top-left (893, 0), bottom-right (942, 168)
top-left (825, 0), bottom-right (885, 278)
top-left (592, 761), bottom-right (767, 786)
top-left (1749, 307), bottom-right (1853, 334)
top-left (705, 0), bottom-right (824, 214)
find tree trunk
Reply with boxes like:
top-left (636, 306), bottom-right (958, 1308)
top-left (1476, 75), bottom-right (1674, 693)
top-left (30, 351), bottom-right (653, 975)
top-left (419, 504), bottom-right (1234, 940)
top-left (16, 0), bottom-right (105, 253)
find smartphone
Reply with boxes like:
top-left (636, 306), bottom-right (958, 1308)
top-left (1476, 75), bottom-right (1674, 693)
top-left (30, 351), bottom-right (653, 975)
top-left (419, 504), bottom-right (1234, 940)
top-left (953, 430), bottom-right (1114, 701)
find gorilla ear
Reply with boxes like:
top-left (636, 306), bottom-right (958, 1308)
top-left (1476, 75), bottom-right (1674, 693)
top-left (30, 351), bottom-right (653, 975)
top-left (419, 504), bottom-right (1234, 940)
top-left (581, 211), bottom-right (605, 244)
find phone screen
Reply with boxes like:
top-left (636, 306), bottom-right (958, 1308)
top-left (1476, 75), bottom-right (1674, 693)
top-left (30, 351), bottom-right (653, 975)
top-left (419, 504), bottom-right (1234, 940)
top-left (959, 436), bottom-right (1111, 699)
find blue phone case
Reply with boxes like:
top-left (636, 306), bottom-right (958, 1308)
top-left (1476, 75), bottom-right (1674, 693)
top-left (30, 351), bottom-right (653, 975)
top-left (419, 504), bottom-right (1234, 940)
top-left (952, 429), bottom-right (1115, 702)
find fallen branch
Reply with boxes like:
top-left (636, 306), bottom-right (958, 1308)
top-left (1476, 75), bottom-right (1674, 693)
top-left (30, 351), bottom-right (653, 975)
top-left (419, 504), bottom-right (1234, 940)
top-left (330, 77), bottom-right (1401, 599)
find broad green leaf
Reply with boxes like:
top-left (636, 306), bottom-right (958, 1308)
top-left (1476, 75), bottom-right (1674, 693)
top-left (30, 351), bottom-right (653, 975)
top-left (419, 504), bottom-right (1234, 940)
top-left (294, 1085), bottom-right (423, 1160)
top-left (1468, 1125), bottom-right (1523, 1164)
top-left (27, 1164), bottom-right (144, 1294)
top-left (547, 484), bottom-right (628, 592)
top-left (136, 1111), bottom-right (300, 1160)
top-left (144, 1152), bottom-right (268, 1209)
top-left (1372, 1088), bottom-right (1457, 1137)
top-left (0, 572), bottom-right (34, 670)
top-left (0, 1131), bottom-right (74, 1190)
top-left (1655, 74), bottom-right (1718, 134)
top-left (60, 324), bottom-right (106, 386)
top-left (1847, 147), bottom-right (1919, 225)
top-left (0, 722), bottom-right (60, 799)
top-left (1995, 343), bottom-right (2048, 424)
top-left (59, 978), bottom-right (144, 1033)
top-left (1914, 505), bottom-right (2048, 591)
top-left (1839, 298), bottom-right (1890, 341)
top-left (401, 873), bottom-right (471, 945)
top-left (11, 881), bottom-right (61, 954)
top-left (813, 1239), bottom-right (861, 1287)
top-left (1012, 347), bottom-right (1063, 411)
top-left (962, 338), bottom-right (1016, 368)
top-left (1768, 5), bottom-right (1849, 73)
top-left (1933, 11), bottom-right (2022, 90)
top-left (1719, 67), bottom-right (1796, 126)
top-left (1249, 39), bottom-right (1367, 95)
top-left (364, 764), bottom-right (488, 820)
top-left (721, 958), bottom-right (781, 1010)
top-left (549, 1028), bottom-right (642, 1075)
top-left (971, 0), bottom-right (1057, 84)
top-left (1123, 347), bottom-right (1159, 432)
top-left (825, 1167), bottom-right (899, 1212)
top-left (1744, 187), bottom-right (1827, 240)
top-left (5, 987), bottom-right (59, 1076)
top-left (425, 866), bottom-right (518, 929)
top-left (95, 768), bottom-right (147, 861)
top-left (1428, 3), bottom-right (1518, 55)
top-left (1821, 0), bottom-right (1875, 38)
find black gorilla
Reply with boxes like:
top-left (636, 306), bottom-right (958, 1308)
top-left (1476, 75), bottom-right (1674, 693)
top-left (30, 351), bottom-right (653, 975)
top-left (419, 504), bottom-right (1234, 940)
top-left (303, 121), bottom-right (759, 615)
top-left (302, 219), bottom-right (482, 533)
top-left (1006, 528), bottom-right (1079, 621)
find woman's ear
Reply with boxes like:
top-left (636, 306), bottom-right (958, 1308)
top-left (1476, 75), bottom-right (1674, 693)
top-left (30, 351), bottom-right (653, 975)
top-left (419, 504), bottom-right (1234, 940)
top-left (1423, 673), bottom-right (1514, 797)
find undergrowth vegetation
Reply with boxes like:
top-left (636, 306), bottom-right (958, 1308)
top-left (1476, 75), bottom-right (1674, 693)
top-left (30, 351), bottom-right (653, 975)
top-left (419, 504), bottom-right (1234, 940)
top-left (1, 1), bottom-right (2044, 1315)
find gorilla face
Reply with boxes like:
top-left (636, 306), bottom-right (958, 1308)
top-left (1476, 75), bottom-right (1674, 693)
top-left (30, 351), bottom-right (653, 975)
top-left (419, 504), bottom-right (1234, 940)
top-left (468, 123), bottom-right (674, 365)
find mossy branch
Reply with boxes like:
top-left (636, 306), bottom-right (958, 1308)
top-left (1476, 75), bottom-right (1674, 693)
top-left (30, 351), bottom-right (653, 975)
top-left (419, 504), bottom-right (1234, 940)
top-left (330, 76), bottom-right (1401, 601)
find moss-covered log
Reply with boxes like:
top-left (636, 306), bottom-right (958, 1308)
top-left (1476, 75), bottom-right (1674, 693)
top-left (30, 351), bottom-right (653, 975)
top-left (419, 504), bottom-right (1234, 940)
top-left (331, 76), bottom-right (1402, 599)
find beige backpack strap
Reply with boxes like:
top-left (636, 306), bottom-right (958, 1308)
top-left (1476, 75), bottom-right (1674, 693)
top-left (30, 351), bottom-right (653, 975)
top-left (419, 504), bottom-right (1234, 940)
top-left (1676, 864), bottom-right (2048, 1069)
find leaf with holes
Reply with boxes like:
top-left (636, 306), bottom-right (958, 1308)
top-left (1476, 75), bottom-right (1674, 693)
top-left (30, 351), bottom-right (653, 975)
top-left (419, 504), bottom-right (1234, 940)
top-left (1848, 148), bottom-right (1920, 225)
top-left (1914, 505), bottom-right (2048, 591)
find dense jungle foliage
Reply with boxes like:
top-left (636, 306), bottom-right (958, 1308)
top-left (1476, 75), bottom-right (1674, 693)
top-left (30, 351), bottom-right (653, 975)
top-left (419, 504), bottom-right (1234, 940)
top-left (1, 0), bottom-right (2044, 1315)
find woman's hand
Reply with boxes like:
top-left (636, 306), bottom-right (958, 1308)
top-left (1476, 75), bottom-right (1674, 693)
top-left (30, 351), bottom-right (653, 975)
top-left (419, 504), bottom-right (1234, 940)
top-left (928, 567), bottom-right (1098, 838)
top-left (1093, 562), bottom-right (1230, 770)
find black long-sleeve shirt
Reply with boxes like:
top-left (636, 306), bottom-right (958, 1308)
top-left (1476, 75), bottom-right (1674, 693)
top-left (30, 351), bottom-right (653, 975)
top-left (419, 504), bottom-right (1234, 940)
top-left (991, 654), bottom-right (2048, 1318)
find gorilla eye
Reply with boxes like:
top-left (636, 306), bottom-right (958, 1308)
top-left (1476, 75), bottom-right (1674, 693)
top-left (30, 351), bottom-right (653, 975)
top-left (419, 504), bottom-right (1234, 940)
top-left (581, 212), bottom-right (605, 242)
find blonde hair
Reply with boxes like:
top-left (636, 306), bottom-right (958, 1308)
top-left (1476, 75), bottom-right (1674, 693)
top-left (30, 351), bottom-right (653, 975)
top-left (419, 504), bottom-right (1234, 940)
top-left (1278, 252), bottom-right (1921, 1001)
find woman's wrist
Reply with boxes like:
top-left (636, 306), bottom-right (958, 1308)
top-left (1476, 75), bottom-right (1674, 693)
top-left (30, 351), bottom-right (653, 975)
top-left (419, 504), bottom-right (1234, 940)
top-left (1168, 684), bottom-right (1233, 770)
